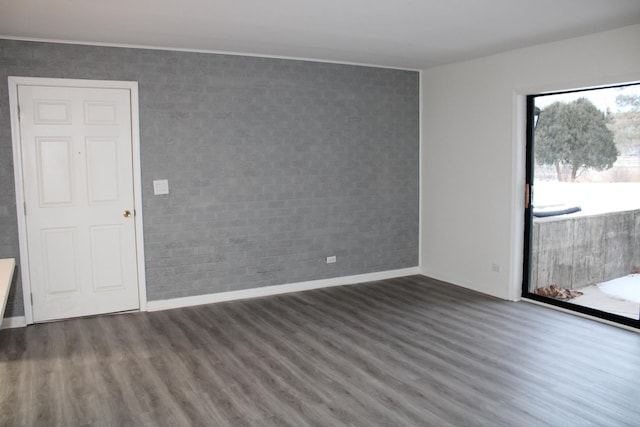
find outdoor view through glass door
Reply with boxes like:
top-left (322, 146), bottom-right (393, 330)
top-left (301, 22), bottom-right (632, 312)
top-left (524, 82), bottom-right (640, 328)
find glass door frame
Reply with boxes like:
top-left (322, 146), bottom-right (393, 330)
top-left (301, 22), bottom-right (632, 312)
top-left (522, 90), bottom-right (640, 329)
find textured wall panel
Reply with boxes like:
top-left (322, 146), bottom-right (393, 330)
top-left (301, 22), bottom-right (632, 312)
top-left (0, 40), bottom-right (419, 316)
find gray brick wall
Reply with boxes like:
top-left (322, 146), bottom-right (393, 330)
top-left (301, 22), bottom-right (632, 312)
top-left (0, 40), bottom-right (419, 316)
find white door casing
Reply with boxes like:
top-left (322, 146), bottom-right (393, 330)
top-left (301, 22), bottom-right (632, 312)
top-left (9, 77), bottom-right (147, 324)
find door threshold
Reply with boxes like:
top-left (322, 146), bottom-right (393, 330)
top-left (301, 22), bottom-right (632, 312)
top-left (522, 297), bottom-right (639, 333)
top-left (32, 308), bottom-right (140, 324)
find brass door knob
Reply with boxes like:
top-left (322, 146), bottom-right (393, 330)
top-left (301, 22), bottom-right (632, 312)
top-left (123, 210), bottom-right (132, 218)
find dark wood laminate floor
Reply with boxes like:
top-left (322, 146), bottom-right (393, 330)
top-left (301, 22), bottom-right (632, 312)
top-left (1, 275), bottom-right (639, 427)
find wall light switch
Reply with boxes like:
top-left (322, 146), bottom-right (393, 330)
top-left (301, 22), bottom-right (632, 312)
top-left (153, 179), bottom-right (169, 195)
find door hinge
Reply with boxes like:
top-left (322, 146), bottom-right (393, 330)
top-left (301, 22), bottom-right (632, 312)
top-left (17, 104), bottom-right (21, 122)
top-left (24, 202), bottom-right (27, 216)
top-left (30, 293), bottom-right (33, 305)
top-left (525, 184), bottom-right (531, 209)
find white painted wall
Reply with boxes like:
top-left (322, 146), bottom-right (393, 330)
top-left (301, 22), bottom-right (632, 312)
top-left (420, 24), bottom-right (640, 300)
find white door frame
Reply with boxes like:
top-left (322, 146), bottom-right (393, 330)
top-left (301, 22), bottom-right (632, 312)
top-left (8, 76), bottom-right (148, 324)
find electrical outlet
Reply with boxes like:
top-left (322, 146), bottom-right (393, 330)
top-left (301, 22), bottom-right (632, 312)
top-left (491, 263), bottom-right (501, 273)
top-left (326, 256), bottom-right (336, 264)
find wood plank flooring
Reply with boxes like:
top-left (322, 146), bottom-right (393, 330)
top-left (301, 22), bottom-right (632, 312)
top-left (1, 275), bottom-right (639, 426)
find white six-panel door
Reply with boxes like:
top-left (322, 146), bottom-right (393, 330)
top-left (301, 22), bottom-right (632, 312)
top-left (17, 84), bottom-right (140, 322)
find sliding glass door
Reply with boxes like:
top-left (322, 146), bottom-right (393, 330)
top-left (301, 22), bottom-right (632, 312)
top-left (523, 83), bottom-right (640, 328)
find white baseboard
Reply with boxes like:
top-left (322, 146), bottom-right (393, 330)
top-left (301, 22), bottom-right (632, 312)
top-left (1, 316), bottom-right (26, 329)
top-left (147, 267), bottom-right (421, 312)
top-left (419, 267), bottom-right (515, 301)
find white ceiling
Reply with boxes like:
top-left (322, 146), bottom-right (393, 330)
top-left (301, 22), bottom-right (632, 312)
top-left (1, 0), bottom-right (639, 69)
